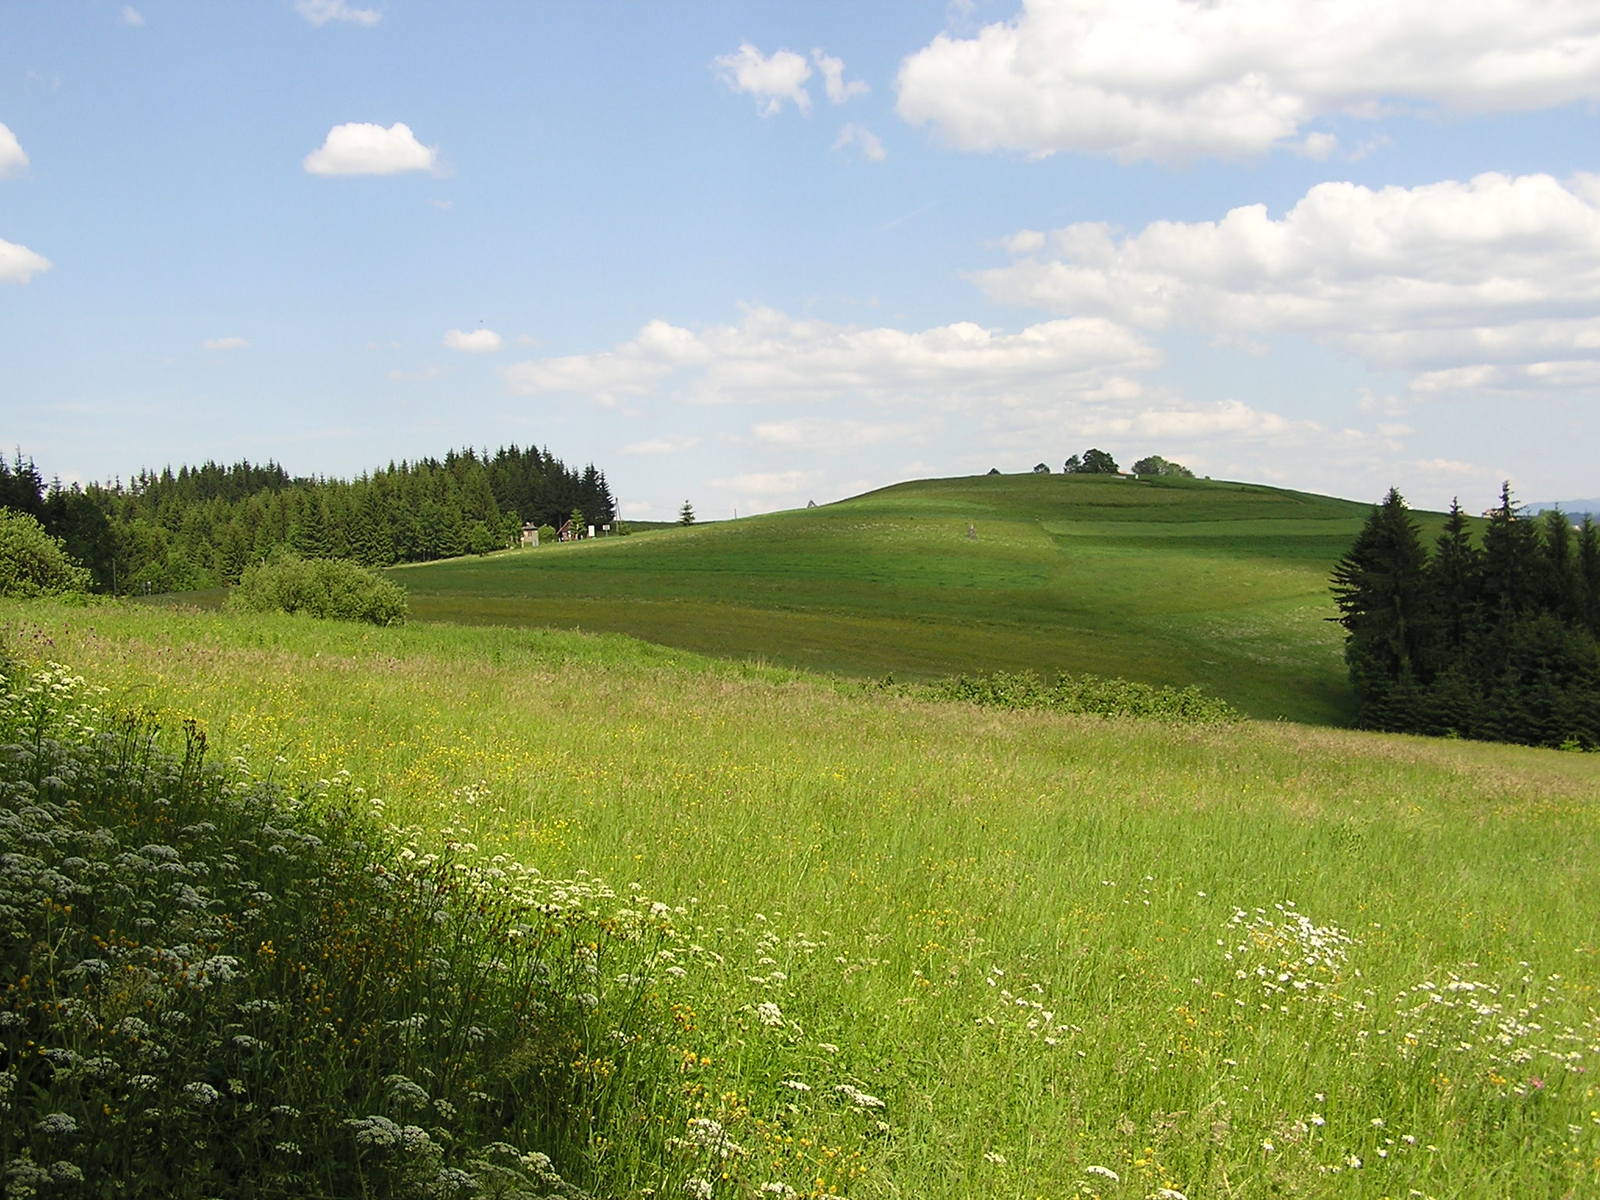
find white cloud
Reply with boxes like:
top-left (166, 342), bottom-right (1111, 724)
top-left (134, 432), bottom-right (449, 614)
top-left (443, 328), bottom-right (503, 353)
top-left (504, 318), bottom-right (703, 406)
top-left (709, 469), bottom-right (816, 496)
top-left (303, 122), bottom-right (436, 176)
top-left (897, 0), bottom-right (1600, 163)
top-left (622, 434), bottom-right (702, 456)
top-left (296, 0), bottom-right (380, 27)
top-left (1085, 398), bottom-right (1298, 440)
top-left (833, 123), bottom-right (886, 162)
top-left (1295, 132), bottom-right (1338, 161)
top-left (751, 417), bottom-right (938, 451)
top-left (505, 307), bottom-right (1159, 411)
top-left (812, 50), bottom-right (868, 104)
top-left (0, 123), bottom-right (29, 177)
top-left (202, 336), bottom-right (249, 351)
top-left (0, 238), bottom-right (51, 284)
top-left (714, 44), bottom-right (812, 115)
top-left (121, 6), bottom-right (144, 26)
top-left (977, 172), bottom-right (1600, 392)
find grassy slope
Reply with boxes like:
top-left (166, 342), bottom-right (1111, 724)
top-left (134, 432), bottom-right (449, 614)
top-left (393, 474), bottom-right (1385, 724)
top-left (6, 599), bottom-right (1598, 1199)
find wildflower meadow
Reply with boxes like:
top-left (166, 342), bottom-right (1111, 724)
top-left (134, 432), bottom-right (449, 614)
top-left (3, 598), bottom-right (1599, 1198)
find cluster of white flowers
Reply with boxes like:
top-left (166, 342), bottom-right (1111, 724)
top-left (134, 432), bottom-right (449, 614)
top-left (754, 1000), bottom-right (786, 1028)
top-left (1222, 902), bottom-right (1357, 1009)
top-left (1393, 968), bottom-right (1599, 1085)
top-left (832, 1082), bottom-right (886, 1111)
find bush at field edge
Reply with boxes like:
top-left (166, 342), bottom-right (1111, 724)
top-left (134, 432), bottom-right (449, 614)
top-left (229, 550), bottom-right (408, 626)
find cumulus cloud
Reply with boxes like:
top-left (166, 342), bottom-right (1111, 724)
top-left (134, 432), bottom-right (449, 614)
top-left (812, 50), bottom-right (868, 104)
top-left (303, 122), bottom-right (435, 176)
top-left (443, 328), bottom-right (503, 353)
top-left (714, 44), bottom-right (813, 115)
top-left (0, 238), bottom-right (51, 284)
top-left (833, 123), bottom-right (886, 162)
top-left (296, 0), bottom-right (380, 26)
top-left (505, 307), bottom-right (1159, 410)
top-left (0, 123), bottom-right (28, 177)
top-left (977, 171), bottom-right (1600, 392)
top-left (897, 0), bottom-right (1600, 163)
top-left (202, 336), bottom-right (249, 351)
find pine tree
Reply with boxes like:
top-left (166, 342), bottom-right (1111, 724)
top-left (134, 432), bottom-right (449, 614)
top-left (1538, 508), bottom-right (1582, 624)
top-left (1577, 516), bottom-right (1600, 637)
top-left (679, 500), bottom-right (696, 526)
top-left (1428, 498), bottom-right (1483, 667)
top-left (1481, 482), bottom-right (1540, 628)
top-left (1330, 488), bottom-right (1433, 726)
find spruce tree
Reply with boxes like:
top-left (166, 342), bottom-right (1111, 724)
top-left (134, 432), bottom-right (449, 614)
top-left (1330, 488), bottom-right (1433, 726)
top-left (1538, 508), bottom-right (1581, 624)
top-left (1481, 483), bottom-right (1540, 628)
top-left (1428, 499), bottom-right (1483, 664)
top-left (1577, 516), bottom-right (1600, 637)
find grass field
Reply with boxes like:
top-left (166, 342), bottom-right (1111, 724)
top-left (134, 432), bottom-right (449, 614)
top-left (392, 474), bottom-right (1389, 726)
top-left (6, 597), bottom-right (1597, 1199)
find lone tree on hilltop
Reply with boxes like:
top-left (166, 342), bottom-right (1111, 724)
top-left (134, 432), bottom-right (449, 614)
top-left (1131, 455), bottom-right (1195, 478)
top-left (1065, 448), bottom-right (1118, 474)
top-left (679, 500), bottom-right (696, 526)
top-left (1033, 462), bottom-right (1051, 474)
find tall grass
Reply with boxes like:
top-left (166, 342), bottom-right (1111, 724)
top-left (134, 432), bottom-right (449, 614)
top-left (4, 598), bottom-right (1599, 1198)
top-left (0, 656), bottom-right (696, 1198)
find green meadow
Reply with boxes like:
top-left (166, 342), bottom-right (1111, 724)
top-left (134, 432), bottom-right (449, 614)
top-left (393, 474), bottom-right (1381, 725)
top-left (4, 585), bottom-right (1597, 1198)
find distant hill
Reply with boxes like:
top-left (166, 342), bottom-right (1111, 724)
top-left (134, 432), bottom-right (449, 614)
top-left (393, 473), bottom-right (1403, 725)
top-left (1528, 499), bottom-right (1600, 520)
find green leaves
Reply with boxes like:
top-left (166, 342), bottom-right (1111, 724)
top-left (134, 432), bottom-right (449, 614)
top-left (229, 550), bottom-right (408, 626)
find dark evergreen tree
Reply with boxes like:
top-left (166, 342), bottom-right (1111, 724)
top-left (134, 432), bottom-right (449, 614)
top-left (1334, 485), bottom-right (1600, 749)
top-left (1427, 498), bottom-right (1483, 671)
top-left (1538, 508), bottom-right (1582, 624)
top-left (0, 452), bottom-right (46, 517)
top-left (1577, 516), bottom-right (1600, 637)
top-left (1331, 489), bottom-right (1433, 710)
top-left (1481, 483), bottom-right (1541, 629)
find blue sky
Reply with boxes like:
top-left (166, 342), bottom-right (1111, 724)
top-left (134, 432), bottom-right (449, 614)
top-left (4, 1), bottom-right (1599, 519)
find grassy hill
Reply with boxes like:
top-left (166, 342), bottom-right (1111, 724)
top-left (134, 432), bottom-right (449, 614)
top-left (394, 473), bottom-right (1387, 724)
top-left (4, 598), bottom-right (1597, 1199)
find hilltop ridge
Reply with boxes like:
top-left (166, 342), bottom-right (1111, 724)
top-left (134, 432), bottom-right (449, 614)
top-left (396, 472), bottom-right (1387, 723)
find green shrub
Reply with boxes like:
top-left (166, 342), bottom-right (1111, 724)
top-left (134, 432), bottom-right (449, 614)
top-left (537, 523), bottom-right (557, 545)
top-left (0, 507), bottom-right (92, 598)
top-left (229, 550), bottom-right (408, 626)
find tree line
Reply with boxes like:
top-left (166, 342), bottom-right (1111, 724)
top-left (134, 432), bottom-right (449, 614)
top-left (1021, 451), bottom-right (1196, 476)
top-left (1331, 486), bottom-right (1600, 748)
top-left (0, 445), bottom-right (616, 594)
